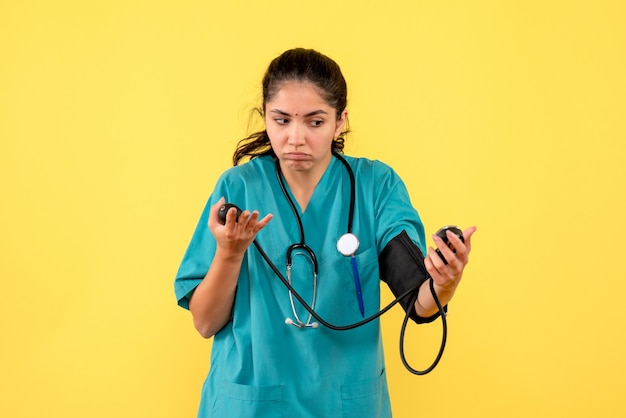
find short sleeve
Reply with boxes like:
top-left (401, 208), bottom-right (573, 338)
top-left (173, 194), bottom-right (217, 310)
top-left (371, 162), bottom-right (426, 254)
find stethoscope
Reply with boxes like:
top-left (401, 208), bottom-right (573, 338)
top-left (277, 152), bottom-right (362, 329)
top-left (217, 152), bottom-right (452, 375)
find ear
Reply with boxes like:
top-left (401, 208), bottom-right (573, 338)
top-left (334, 110), bottom-right (348, 137)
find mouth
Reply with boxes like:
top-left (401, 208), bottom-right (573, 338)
top-left (284, 152), bottom-right (309, 160)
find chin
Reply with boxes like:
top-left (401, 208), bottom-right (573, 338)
top-left (284, 161), bottom-right (313, 171)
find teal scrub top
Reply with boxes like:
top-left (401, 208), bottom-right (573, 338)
top-left (175, 154), bottom-right (426, 418)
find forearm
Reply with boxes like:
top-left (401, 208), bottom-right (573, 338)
top-left (188, 249), bottom-right (243, 338)
top-left (413, 279), bottom-right (457, 319)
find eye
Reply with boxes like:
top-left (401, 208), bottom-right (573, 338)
top-left (310, 119), bottom-right (323, 127)
top-left (274, 118), bottom-right (289, 125)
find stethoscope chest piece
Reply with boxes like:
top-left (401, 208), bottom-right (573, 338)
top-left (337, 233), bottom-right (359, 256)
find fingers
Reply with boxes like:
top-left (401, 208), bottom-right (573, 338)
top-left (426, 246), bottom-right (456, 278)
top-left (255, 213), bottom-right (274, 232)
top-left (426, 225), bottom-right (477, 287)
top-left (434, 226), bottom-right (477, 264)
top-left (209, 198), bottom-right (273, 239)
top-left (460, 226), bottom-right (477, 253)
top-left (431, 234), bottom-right (459, 267)
top-left (223, 209), bottom-right (253, 239)
top-left (232, 210), bottom-right (271, 233)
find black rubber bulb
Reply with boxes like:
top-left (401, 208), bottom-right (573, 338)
top-left (217, 203), bottom-right (242, 225)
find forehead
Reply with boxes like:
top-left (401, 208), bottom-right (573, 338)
top-left (266, 81), bottom-right (333, 111)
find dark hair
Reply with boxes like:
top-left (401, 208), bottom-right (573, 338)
top-left (232, 48), bottom-right (349, 166)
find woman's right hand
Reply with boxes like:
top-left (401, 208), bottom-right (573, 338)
top-left (208, 197), bottom-right (273, 257)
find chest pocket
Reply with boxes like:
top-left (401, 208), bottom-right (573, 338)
top-left (316, 244), bottom-right (380, 322)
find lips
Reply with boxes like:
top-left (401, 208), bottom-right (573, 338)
top-left (284, 152), bottom-right (309, 160)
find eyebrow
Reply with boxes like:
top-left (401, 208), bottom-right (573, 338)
top-left (269, 109), bottom-right (329, 117)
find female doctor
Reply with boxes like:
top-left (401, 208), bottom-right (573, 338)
top-left (174, 48), bottom-right (476, 418)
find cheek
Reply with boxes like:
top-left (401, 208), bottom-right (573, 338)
top-left (266, 128), bottom-right (288, 151)
top-left (325, 124), bottom-right (341, 141)
top-left (311, 132), bottom-right (336, 150)
top-left (264, 124), bottom-right (279, 142)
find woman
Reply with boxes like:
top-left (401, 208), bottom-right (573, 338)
top-left (175, 48), bottom-right (476, 417)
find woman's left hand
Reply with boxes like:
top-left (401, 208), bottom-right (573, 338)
top-left (425, 226), bottom-right (477, 291)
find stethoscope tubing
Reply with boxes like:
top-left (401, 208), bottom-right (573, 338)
top-left (266, 152), bottom-right (447, 373)
top-left (400, 279), bottom-right (448, 375)
top-left (252, 239), bottom-right (414, 330)
top-left (252, 238), bottom-right (447, 374)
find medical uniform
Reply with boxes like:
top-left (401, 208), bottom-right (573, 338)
top-left (175, 154), bottom-right (430, 418)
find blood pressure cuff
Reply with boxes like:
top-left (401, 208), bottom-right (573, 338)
top-left (379, 230), bottom-right (447, 324)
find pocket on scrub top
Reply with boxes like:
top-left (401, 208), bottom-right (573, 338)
top-left (213, 381), bottom-right (285, 418)
top-left (340, 369), bottom-right (391, 418)
top-left (336, 245), bottom-right (379, 317)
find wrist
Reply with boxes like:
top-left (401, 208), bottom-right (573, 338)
top-left (431, 279), bottom-right (458, 302)
top-left (214, 246), bottom-right (246, 263)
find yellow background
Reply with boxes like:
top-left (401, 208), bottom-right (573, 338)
top-left (2, 1), bottom-right (625, 417)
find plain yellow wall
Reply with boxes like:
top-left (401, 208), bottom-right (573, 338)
top-left (2, 1), bottom-right (625, 417)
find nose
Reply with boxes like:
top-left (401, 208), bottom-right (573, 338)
top-left (287, 122), bottom-right (306, 147)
